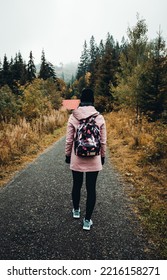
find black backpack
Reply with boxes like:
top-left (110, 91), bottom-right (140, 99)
top-left (74, 116), bottom-right (101, 157)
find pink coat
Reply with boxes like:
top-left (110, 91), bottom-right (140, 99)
top-left (65, 106), bottom-right (107, 172)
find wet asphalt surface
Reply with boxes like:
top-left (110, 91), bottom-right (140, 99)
top-left (0, 137), bottom-right (158, 260)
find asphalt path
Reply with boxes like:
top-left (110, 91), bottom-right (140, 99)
top-left (0, 137), bottom-right (158, 260)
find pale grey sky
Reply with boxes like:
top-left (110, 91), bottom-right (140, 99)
top-left (0, 0), bottom-right (166, 65)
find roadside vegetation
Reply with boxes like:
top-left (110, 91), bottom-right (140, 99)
top-left (0, 52), bottom-right (68, 186)
top-left (0, 109), bottom-right (68, 187)
top-left (105, 109), bottom-right (167, 258)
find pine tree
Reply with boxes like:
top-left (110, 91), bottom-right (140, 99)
top-left (46, 62), bottom-right (57, 81)
top-left (88, 36), bottom-right (98, 88)
top-left (39, 50), bottom-right (56, 81)
top-left (89, 36), bottom-right (97, 70)
top-left (11, 52), bottom-right (27, 85)
top-left (27, 51), bottom-right (36, 82)
top-left (139, 32), bottom-right (167, 120)
top-left (98, 40), bottom-right (105, 59)
top-left (1, 54), bottom-right (12, 86)
top-left (39, 50), bottom-right (47, 80)
top-left (76, 40), bottom-right (89, 80)
top-left (95, 33), bottom-right (117, 97)
top-left (92, 40), bottom-right (104, 90)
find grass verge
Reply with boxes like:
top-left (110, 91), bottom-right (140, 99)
top-left (0, 125), bottom-right (66, 188)
top-left (0, 110), bottom-right (68, 188)
top-left (105, 109), bottom-right (167, 259)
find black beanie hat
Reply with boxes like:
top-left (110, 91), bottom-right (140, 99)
top-left (80, 88), bottom-right (94, 104)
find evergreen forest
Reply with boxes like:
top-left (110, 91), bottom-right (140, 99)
top-left (0, 49), bottom-right (66, 122)
top-left (0, 16), bottom-right (167, 123)
top-left (74, 17), bottom-right (167, 122)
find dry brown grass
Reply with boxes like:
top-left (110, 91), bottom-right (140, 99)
top-left (105, 109), bottom-right (167, 258)
top-left (0, 109), bottom-right (68, 187)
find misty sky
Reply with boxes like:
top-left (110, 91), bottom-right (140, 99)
top-left (0, 0), bottom-right (166, 65)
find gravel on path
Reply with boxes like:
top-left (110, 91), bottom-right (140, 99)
top-left (0, 137), bottom-right (157, 260)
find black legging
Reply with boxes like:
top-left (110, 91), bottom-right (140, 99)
top-left (72, 170), bottom-right (99, 220)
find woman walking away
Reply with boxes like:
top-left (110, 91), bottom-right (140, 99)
top-left (65, 88), bottom-right (107, 230)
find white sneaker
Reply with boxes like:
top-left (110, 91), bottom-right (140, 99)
top-left (83, 218), bottom-right (93, 230)
top-left (72, 208), bottom-right (80, 218)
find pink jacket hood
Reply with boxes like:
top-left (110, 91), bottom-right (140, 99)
top-left (72, 106), bottom-right (99, 120)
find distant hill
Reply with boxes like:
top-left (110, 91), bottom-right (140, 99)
top-left (55, 62), bottom-right (78, 83)
top-left (36, 62), bottom-right (78, 83)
